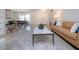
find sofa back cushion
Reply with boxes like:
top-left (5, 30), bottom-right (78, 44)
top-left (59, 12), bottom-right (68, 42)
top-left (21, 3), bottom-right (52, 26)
top-left (62, 21), bottom-right (75, 29)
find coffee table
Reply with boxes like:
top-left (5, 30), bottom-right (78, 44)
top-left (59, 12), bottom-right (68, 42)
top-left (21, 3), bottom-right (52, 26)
top-left (32, 27), bottom-right (54, 46)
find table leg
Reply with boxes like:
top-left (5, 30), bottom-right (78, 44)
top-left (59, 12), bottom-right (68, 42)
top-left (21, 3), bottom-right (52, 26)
top-left (52, 34), bottom-right (54, 45)
top-left (32, 35), bottom-right (34, 46)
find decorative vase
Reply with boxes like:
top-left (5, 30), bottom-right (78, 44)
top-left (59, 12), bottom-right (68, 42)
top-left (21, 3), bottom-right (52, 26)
top-left (39, 24), bottom-right (44, 29)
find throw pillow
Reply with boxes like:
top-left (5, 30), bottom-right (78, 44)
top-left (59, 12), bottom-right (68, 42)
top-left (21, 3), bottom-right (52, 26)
top-left (56, 20), bottom-right (63, 26)
top-left (76, 27), bottom-right (79, 33)
top-left (70, 23), bottom-right (79, 32)
top-left (54, 21), bottom-right (57, 26)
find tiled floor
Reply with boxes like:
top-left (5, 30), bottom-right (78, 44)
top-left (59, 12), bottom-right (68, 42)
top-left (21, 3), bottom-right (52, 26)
top-left (5, 27), bottom-right (75, 50)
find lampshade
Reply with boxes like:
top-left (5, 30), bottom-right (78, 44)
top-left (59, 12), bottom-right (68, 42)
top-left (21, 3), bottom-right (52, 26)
top-left (53, 9), bottom-right (63, 19)
top-left (54, 15), bottom-right (61, 18)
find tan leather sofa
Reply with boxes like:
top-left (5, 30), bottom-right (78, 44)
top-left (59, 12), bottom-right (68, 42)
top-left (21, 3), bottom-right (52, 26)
top-left (50, 21), bottom-right (79, 49)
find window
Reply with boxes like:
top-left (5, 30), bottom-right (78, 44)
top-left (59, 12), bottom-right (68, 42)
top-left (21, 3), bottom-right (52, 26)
top-left (19, 14), bottom-right (30, 22)
top-left (25, 14), bottom-right (30, 22)
top-left (19, 15), bottom-right (25, 21)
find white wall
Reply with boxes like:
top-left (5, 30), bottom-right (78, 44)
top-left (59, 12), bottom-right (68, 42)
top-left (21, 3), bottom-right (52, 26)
top-left (31, 10), bottom-right (50, 27)
top-left (12, 11), bottom-right (32, 21)
top-left (0, 9), bottom-right (6, 35)
top-left (12, 12), bottom-right (18, 20)
top-left (12, 10), bottom-right (50, 27)
top-left (63, 9), bottom-right (79, 21)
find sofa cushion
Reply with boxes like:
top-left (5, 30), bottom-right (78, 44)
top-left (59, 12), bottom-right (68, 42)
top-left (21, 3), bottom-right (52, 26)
top-left (62, 21), bottom-right (74, 29)
top-left (70, 23), bottom-right (79, 32)
top-left (77, 32), bottom-right (79, 41)
top-left (54, 26), bottom-right (77, 40)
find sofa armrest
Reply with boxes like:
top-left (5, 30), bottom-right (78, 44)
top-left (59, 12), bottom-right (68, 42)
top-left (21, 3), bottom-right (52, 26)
top-left (77, 32), bottom-right (79, 41)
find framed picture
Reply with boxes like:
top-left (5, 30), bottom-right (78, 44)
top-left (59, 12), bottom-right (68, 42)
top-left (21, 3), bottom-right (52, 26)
top-left (6, 9), bottom-right (11, 19)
